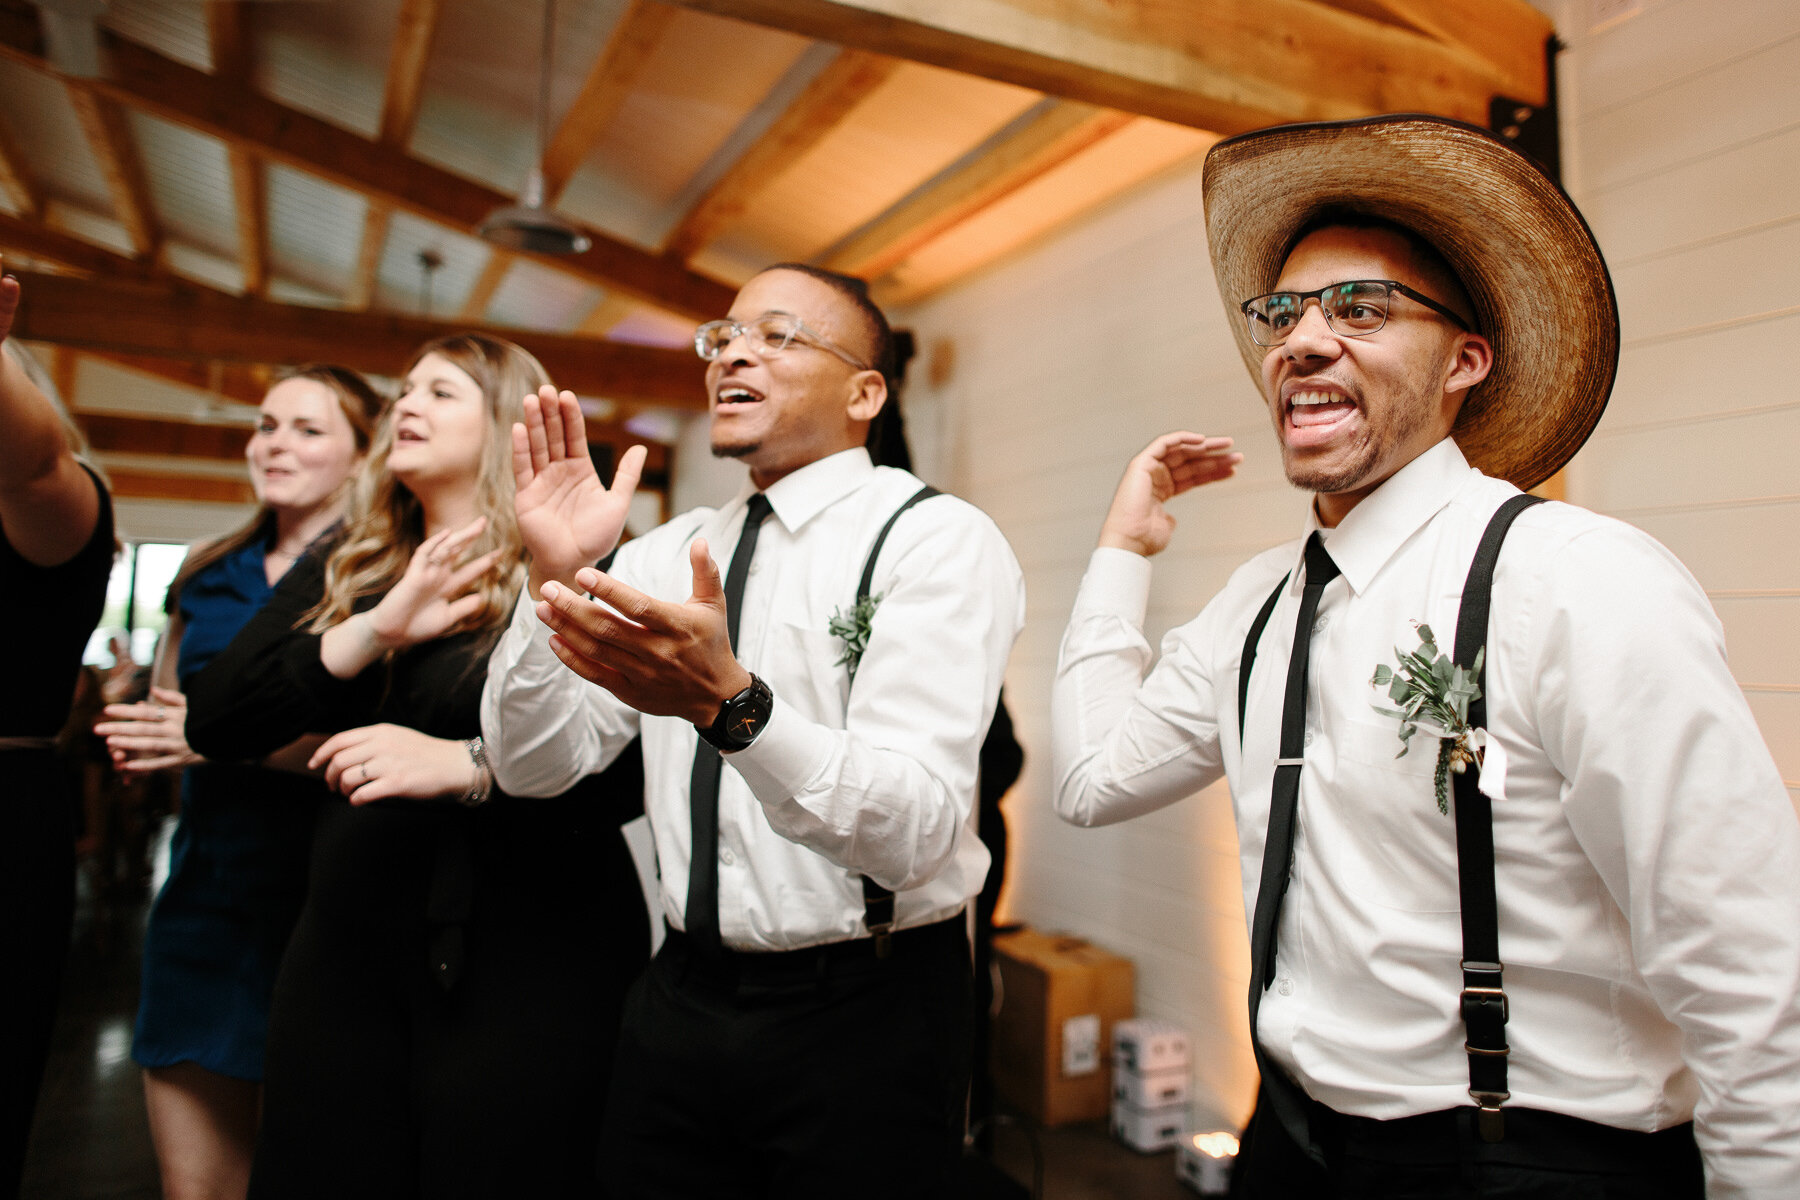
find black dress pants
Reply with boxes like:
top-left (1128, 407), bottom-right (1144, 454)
top-left (599, 918), bottom-right (973, 1200)
top-left (1237, 1084), bottom-right (1705, 1200)
top-left (0, 752), bottom-right (73, 1200)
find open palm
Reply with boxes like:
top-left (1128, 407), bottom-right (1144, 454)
top-left (513, 386), bottom-right (645, 582)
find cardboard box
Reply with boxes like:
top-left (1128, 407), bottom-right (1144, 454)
top-left (990, 928), bottom-right (1134, 1126)
top-left (1112, 1066), bottom-right (1190, 1109)
top-left (1110, 1096), bottom-right (1187, 1152)
top-left (1113, 1018), bottom-right (1191, 1074)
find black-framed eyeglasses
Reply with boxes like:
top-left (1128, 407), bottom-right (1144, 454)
top-left (693, 313), bottom-right (871, 371)
top-left (1240, 279), bottom-right (1470, 348)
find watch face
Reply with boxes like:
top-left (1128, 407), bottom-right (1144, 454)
top-left (712, 676), bottom-right (772, 749)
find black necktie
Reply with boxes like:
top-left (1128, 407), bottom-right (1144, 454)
top-left (1246, 531), bottom-right (1340, 1153)
top-left (684, 493), bottom-right (772, 953)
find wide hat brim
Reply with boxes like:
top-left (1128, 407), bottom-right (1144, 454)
top-left (1203, 114), bottom-right (1617, 492)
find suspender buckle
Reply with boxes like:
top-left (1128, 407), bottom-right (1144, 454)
top-left (868, 923), bottom-right (893, 960)
top-left (1459, 985), bottom-right (1509, 1025)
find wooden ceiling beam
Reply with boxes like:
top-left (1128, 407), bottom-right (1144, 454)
top-left (0, 21), bottom-right (736, 318)
top-left (1314, 0), bottom-right (1551, 103)
top-left (8, 268), bottom-right (708, 407)
top-left (0, 210), bottom-right (160, 279)
top-left (663, 0), bottom-right (1539, 132)
top-left (823, 98), bottom-right (1134, 279)
top-left (347, 202), bottom-right (391, 311)
top-left (541, 0), bottom-right (680, 202)
top-left (78, 411), bottom-right (251, 460)
top-left (63, 83), bottom-right (160, 259)
top-left (349, 0), bottom-right (445, 311)
top-left (103, 467), bottom-right (255, 504)
top-left (229, 146), bottom-right (268, 296)
top-left (209, 2), bottom-right (268, 296)
top-left (663, 48), bottom-right (898, 261)
top-left (0, 114), bottom-right (42, 219)
top-left (378, 0), bottom-right (443, 145)
top-left (457, 251), bottom-right (515, 322)
top-left (89, 350), bottom-right (269, 406)
top-left (205, 1), bottom-right (251, 83)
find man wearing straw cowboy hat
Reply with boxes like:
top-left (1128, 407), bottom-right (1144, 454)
top-left (1052, 115), bottom-right (1800, 1197)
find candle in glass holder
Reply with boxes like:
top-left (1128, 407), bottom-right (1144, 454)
top-left (1175, 1130), bottom-right (1240, 1196)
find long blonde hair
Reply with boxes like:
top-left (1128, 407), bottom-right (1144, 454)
top-left (171, 365), bottom-right (384, 608)
top-left (306, 334), bottom-right (546, 638)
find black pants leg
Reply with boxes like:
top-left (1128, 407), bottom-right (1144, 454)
top-left (599, 925), bottom-right (973, 1200)
top-left (0, 756), bottom-right (74, 1200)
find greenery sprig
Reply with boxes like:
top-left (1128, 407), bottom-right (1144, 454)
top-left (1369, 622), bottom-right (1483, 814)
top-left (828, 591), bottom-right (883, 677)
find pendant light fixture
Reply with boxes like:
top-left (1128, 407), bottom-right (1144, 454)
top-left (477, 0), bottom-right (591, 255)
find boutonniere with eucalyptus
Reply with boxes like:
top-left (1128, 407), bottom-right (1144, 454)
top-left (828, 591), bottom-right (883, 677)
top-left (1369, 622), bottom-right (1485, 814)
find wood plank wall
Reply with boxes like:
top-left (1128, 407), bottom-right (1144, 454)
top-left (891, 0), bottom-right (1800, 1132)
top-left (1559, 0), bottom-right (1800, 810)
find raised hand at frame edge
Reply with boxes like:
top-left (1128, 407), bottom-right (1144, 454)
top-left (512, 386), bottom-right (646, 594)
top-left (1098, 432), bottom-right (1242, 558)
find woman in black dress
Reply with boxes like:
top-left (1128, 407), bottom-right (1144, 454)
top-left (0, 267), bottom-right (115, 1200)
top-left (186, 334), bottom-right (648, 1199)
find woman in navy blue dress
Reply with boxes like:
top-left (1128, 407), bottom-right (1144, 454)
top-left (97, 367), bottom-right (382, 1200)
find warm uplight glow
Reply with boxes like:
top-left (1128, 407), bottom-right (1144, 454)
top-left (1191, 1131), bottom-right (1240, 1159)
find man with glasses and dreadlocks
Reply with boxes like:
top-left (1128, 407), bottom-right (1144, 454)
top-left (1052, 117), bottom-right (1800, 1197)
top-left (482, 263), bottom-right (1023, 1198)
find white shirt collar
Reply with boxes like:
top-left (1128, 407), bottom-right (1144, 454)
top-left (1297, 438), bottom-right (1482, 596)
top-left (726, 447), bottom-right (875, 534)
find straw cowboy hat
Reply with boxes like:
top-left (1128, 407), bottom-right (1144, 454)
top-left (1203, 114), bottom-right (1618, 491)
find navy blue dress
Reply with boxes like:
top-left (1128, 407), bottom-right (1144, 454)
top-left (132, 538), bottom-right (323, 1081)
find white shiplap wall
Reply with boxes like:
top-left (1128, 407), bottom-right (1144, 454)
top-left (1558, 0), bottom-right (1800, 806)
top-left (886, 0), bottom-right (1800, 1131)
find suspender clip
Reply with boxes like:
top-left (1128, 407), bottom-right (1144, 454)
top-left (1471, 1094), bottom-right (1509, 1143)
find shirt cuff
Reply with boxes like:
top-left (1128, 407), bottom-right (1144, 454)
top-left (493, 585), bottom-right (562, 681)
top-left (1075, 547), bottom-right (1154, 626)
top-left (725, 693), bottom-right (826, 806)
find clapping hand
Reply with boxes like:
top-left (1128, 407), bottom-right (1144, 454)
top-left (535, 539), bottom-right (748, 727)
top-left (512, 386), bottom-right (646, 592)
top-left (94, 686), bottom-right (201, 773)
top-left (364, 517), bottom-right (500, 650)
top-left (1098, 432), bottom-right (1242, 558)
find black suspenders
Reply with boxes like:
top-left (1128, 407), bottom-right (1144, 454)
top-left (1449, 492), bottom-right (1544, 1140)
top-left (847, 484), bottom-right (942, 957)
top-left (1237, 493), bottom-right (1545, 1138)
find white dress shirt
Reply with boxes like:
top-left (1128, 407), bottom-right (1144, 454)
top-left (1053, 438), bottom-right (1800, 1198)
top-left (485, 448), bottom-right (1025, 951)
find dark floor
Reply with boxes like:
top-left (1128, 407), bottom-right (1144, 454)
top-left (21, 865), bottom-right (159, 1200)
top-left (21, 824), bottom-right (1197, 1200)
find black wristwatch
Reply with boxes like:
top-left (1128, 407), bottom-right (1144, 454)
top-left (697, 674), bottom-right (773, 752)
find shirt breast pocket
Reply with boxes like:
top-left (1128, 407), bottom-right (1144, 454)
top-left (761, 619), bottom-right (851, 726)
top-left (1321, 715), bottom-right (1463, 913)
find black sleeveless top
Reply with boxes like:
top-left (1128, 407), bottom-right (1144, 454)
top-left (0, 467), bottom-right (114, 737)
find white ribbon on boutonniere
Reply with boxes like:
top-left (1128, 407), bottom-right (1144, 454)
top-left (1369, 621), bottom-right (1508, 812)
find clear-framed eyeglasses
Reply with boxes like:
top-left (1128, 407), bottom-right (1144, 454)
top-left (693, 313), bottom-right (872, 371)
top-left (1240, 279), bottom-right (1470, 348)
